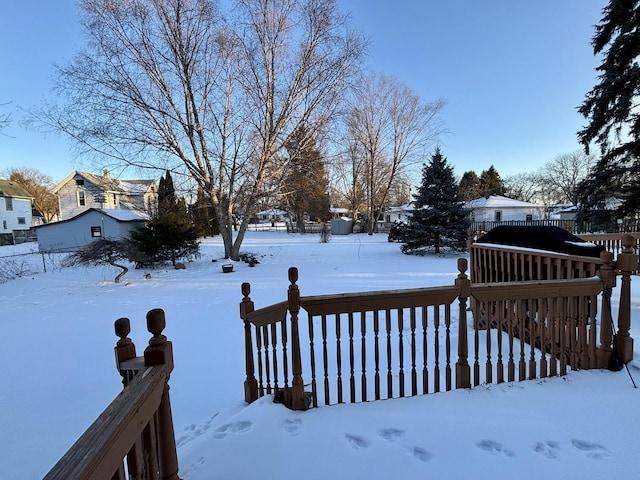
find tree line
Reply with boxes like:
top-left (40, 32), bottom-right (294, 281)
top-left (3, 0), bottom-right (639, 256)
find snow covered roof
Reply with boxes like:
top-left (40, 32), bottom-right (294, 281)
top-left (467, 195), bottom-right (540, 209)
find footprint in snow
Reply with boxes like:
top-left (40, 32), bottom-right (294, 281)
top-left (533, 440), bottom-right (560, 459)
top-left (213, 420), bottom-right (252, 439)
top-left (407, 446), bottom-right (432, 462)
top-left (283, 418), bottom-right (302, 436)
top-left (345, 434), bottom-right (371, 450)
top-left (476, 439), bottom-right (515, 457)
top-left (378, 428), bottom-right (405, 442)
top-left (176, 413), bottom-right (219, 447)
top-left (571, 439), bottom-right (611, 459)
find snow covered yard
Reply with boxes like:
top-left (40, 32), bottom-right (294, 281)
top-left (1, 232), bottom-right (639, 479)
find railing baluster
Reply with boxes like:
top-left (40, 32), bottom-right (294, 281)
top-left (410, 306), bottom-right (417, 396)
top-left (445, 304), bottom-right (451, 391)
top-left (386, 309), bottom-right (393, 398)
top-left (374, 310), bottom-right (380, 400)
top-left (422, 305), bottom-right (430, 394)
top-left (336, 313), bottom-right (343, 404)
top-left (348, 312), bottom-right (355, 403)
top-left (322, 314), bottom-right (330, 405)
top-left (307, 313), bottom-right (317, 408)
top-left (434, 306), bottom-right (440, 393)
top-left (496, 300), bottom-right (504, 384)
top-left (361, 311), bottom-right (367, 402)
top-left (398, 308), bottom-right (405, 397)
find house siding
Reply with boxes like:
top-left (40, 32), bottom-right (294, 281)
top-left (36, 209), bottom-right (146, 252)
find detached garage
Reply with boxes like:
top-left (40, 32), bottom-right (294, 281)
top-left (36, 208), bottom-right (149, 253)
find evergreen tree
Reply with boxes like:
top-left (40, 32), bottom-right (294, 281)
top-left (578, 0), bottom-right (640, 218)
top-left (129, 169), bottom-right (200, 267)
top-left (459, 170), bottom-right (480, 200)
top-left (158, 170), bottom-right (178, 216)
top-left (129, 214), bottom-right (200, 267)
top-left (282, 126), bottom-right (331, 232)
top-left (400, 148), bottom-right (470, 255)
top-left (478, 165), bottom-right (506, 197)
top-left (190, 186), bottom-right (220, 237)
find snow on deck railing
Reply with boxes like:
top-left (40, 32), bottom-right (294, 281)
top-left (44, 310), bottom-right (180, 480)
top-left (241, 239), bottom-right (637, 410)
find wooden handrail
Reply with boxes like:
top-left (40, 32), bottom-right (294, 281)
top-left (44, 365), bottom-right (166, 480)
top-left (44, 310), bottom-right (180, 480)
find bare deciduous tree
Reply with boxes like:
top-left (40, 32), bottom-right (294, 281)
top-left (344, 73), bottom-right (445, 234)
top-left (36, 0), bottom-right (365, 259)
top-left (537, 150), bottom-right (596, 205)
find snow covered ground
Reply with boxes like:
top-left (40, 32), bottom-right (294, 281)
top-left (1, 232), bottom-right (639, 479)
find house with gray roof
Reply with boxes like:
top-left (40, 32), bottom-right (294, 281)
top-left (52, 170), bottom-right (158, 221)
top-left (36, 208), bottom-right (150, 253)
top-left (466, 195), bottom-right (543, 223)
top-left (0, 179), bottom-right (34, 244)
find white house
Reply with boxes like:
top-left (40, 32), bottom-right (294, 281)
top-left (36, 208), bottom-right (149, 253)
top-left (255, 208), bottom-right (289, 223)
top-left (53, 170), bottom-right (158, 221)
top-left (383, 203), bottom-right (414, 223)
top-left (467, 195), bottom-right (543, 223)
top-left (0, 179), bottom-right (34, 244)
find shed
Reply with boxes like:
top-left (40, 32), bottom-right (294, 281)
top-left (331, 216), bottom-right (353, 235)
top-left (36, 208), bottom-right (149, 253)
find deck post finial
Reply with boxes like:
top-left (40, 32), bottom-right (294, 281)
top-left (288, 267), bottom-right (307, 410)
top-left (455, 258), bottom-right (471, 388)
top-left (114, 317), bottom-right (137, 386)
top-left (615, 235), bottom-right (636, 364)
top-left (241, 282), bottom-right (258, 403)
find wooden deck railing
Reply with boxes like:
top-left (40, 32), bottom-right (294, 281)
top-left (44, 309), bottom-right (180, 480)
top-left (241, 235), bottom-right (637, 410)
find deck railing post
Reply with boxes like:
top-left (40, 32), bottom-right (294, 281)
top-left (597, 251), bottom-right (616, 368)
top-left (455, 258), bottom-right (471, 389)
top-left (288, 267), bottom-right (307, 410)
top-left (114, 317), bottom-right (138, 387)
top-left (144, 308), bottom-right (180, 480)
top-left (615, 234), bottom-right (637, 363)
top-left (240, 282), bottom-right (258, 403)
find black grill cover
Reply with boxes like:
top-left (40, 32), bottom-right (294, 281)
top-left (477, 226), bottom-right (605, 258)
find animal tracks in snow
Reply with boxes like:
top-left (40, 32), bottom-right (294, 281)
top-left (342, 428), bottom-right (432, 462)
top-left (474, 438), bottom-right (611, 460)
top-left (212, 420), bottom-right (252, 439)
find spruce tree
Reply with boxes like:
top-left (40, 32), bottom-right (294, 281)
top-left (578, 0), bottom-right (640, 218)
top-left (128, 169), bottom-right (200, 267)
top-left (459, 170), bottom-right (480, 200)
top-left (401, 148), bottom-right (470, 255)
top-left (283, 126), bottom-right (331, 232)
top-left (478, 165), bottom-right (506, 197)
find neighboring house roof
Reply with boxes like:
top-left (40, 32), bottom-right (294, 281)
top-left (0, 179), bottom-right (33, 200)
top-left (52, 170), bottom-right (156, 195)
top-left (35, 208), bottom-right (149, 229)
top-left (467, 195), bottom-right (540, 209)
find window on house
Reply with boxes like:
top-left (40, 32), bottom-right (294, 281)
top-left (91, 226), bottom-right (102, 237)
top-left (526, 214), bottom-right (533, 222)
top-left (2, 220), bottom-right (6, 230)
top-left (78, 191), bottom-right (86, 206)
top-left (494, 210), bottom-right (502, 222)
top-left (5, 197), bottom-right (13, 211)
top-left (17, 217), bottom-right (26, 225)
top-left (75, 179), bottom-right (85, 186)
top-left (112, 193), bottom-right (117, 204)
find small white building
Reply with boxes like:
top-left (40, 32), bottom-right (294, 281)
top-left (255, 208), bottom-right (289, 223)
top-left (467, 195), bottom-right (543, 223)
top-left (0, 179), bottom-right (34, 244)
top-left (383, 203), bottom-right (414, 223)
top-left (36, 208), bottom-right (149, 253)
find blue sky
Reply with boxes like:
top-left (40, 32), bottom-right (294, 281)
top-left (0, 1), bottom-right (605, 184)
